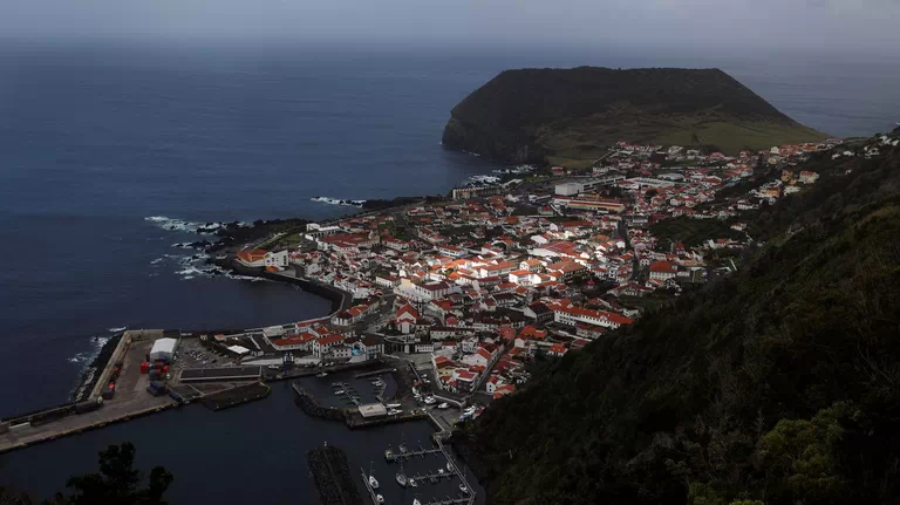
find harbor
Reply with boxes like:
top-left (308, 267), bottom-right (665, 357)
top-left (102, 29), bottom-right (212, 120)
top-left (0, 383), bottom-right (484, 503)
top-left (0, 328), bottom-right (481, 504)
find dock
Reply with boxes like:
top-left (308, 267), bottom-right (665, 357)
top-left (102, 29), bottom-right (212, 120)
top-left (422, 497), bottom-right (471, 505)
top-left (360, 467), bottom-right (380, 504)
top-left (372, 438), bottom-right (476, 505)
top-left (332, 382), bottom-right (362, 406)
top-left (410, 469), bottom-right (454, 484)
top-left (386, 443), bottom-right (444, 462)
top-left (200, 382), bottom-right (270, 411)
top-left (355, 368), bottom-right (396, 379)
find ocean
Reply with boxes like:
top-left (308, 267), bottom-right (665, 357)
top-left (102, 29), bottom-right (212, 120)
top-left (0, 42), bottom-right (898, 501)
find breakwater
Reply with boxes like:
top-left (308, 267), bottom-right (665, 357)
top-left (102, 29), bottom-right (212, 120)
top-left (293, 383), bottom-right (349, 423)
top-left (308, 444), bottom-right (364, 505)
top-left (201, 382), bottom-right (271, 411)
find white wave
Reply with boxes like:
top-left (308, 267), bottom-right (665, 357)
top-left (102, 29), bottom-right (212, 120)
top-left (150, 257), bottom-right (164, 265)
top-left (494, 164), bottom-right (536, 175)
top-left (68, 335), bottom-right (112, 365)
top-left (144, 216), bottom-right (225, 234)
top-left (310, 197), bottom-right (366, 208)
top-left (108, 326), bottom-right (127, 333)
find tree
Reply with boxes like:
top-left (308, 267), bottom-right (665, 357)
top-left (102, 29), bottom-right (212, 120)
top-left (48, 442), bottom-right (173, 505)
top-left (757, 403), bottom-right (854, 503)
top-left (0, 487), bottom-right (33, 505)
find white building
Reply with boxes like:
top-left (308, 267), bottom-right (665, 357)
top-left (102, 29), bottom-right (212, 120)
top-left (149, 338), bottom-right (177, 362)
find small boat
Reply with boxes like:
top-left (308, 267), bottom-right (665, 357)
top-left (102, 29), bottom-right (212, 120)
top-left (413, 498), bottom-right (422, 505)
top-left (396, 472), bottom-right (408, 487)
top-left (438, 468), bottom-right (445, 475)
top-left (446, 461), bottom-right (454, 472)
top-left (460, 483), bottom-right (469, 494)
top-left (316, 372), bottom-right (328, 378)
top-left (334, 390), bottom-right (345, 395)
top-left (369, 475), bottom-right (379, 489)
top-left (409, 477), bottom-right (418, 488)
top-left (398, 443), bottom-right (408, 454)
top-left (437, 402), bottom-right (449, 410)
top-left (376, 494), bottom-right (385, 504)
top-left (384, 448), bottom-right (395, 462)
top-left (423, 396), bottom-right (436, 405)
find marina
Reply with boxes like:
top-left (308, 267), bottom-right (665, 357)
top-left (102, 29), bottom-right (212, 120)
top-left (363, 438), bottom-right (476, 505)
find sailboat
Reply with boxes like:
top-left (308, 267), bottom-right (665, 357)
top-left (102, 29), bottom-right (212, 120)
top-left (395, 460), bottom-right (408, 487)
top-left (368, 461), bottom-right (379, 489)
top-left (413, 496), bottom-right (422, 505)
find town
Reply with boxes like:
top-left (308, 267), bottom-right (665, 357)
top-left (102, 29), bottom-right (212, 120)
top-left (216, 133), bottom-right (895, 425)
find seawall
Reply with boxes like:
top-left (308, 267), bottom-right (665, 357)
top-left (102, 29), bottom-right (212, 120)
top-left (220, 260), bottom-right (352, 315)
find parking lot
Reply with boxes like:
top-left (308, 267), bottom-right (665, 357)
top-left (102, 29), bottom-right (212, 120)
top-left (173, 337), bottom-right (242, 370)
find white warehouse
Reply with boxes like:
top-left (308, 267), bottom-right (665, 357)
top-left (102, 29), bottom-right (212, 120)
top-left (149, 338), bottom-right (178, 362)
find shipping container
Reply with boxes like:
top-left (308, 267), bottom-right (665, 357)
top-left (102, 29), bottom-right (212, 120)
top-left (147, 382), bottom-right (167, 396)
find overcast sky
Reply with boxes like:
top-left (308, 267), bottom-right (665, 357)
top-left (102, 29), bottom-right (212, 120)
top-left (1, 0), bottom-right (898, 56)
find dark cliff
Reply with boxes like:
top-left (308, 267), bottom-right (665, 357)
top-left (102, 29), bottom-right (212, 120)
top-left (442, 67), bottom-right (825, 165)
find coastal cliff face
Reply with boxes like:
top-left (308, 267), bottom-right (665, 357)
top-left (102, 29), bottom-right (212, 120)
top-left (442, 67), bottom-right (826, 165)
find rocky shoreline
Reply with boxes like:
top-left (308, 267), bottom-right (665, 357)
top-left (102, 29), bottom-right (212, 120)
top-left (70, 333), bottom-right (122, 404)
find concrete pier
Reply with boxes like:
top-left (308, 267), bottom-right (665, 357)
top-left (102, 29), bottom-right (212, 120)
top-left (0, 330), bottom-right (173, 454)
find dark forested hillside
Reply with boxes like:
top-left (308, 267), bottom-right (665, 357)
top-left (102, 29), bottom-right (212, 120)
top-left (458, 142), bottom-right (900, 504)
top-left (442, 67), bottom-right (825, 166)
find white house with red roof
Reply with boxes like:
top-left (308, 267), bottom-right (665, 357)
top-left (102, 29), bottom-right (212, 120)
top-left (649, 260), bottom-right (677, 281)
top-left (313, 334), bottom-right (346, 357)
top-left (395, 303), bottom-right (420, 334)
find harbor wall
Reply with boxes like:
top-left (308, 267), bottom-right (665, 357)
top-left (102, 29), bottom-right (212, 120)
top-left (220, 260), bottom-right (352, 316)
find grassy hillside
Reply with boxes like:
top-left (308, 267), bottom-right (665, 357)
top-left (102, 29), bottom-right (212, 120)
top-left (442, 67), bottom-right (826, 165)
top-left (457, 142), bottom-right (900, 504)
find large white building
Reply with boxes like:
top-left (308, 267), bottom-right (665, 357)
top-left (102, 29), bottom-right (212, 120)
top-left (149, 338), bottom-right (177, 362)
